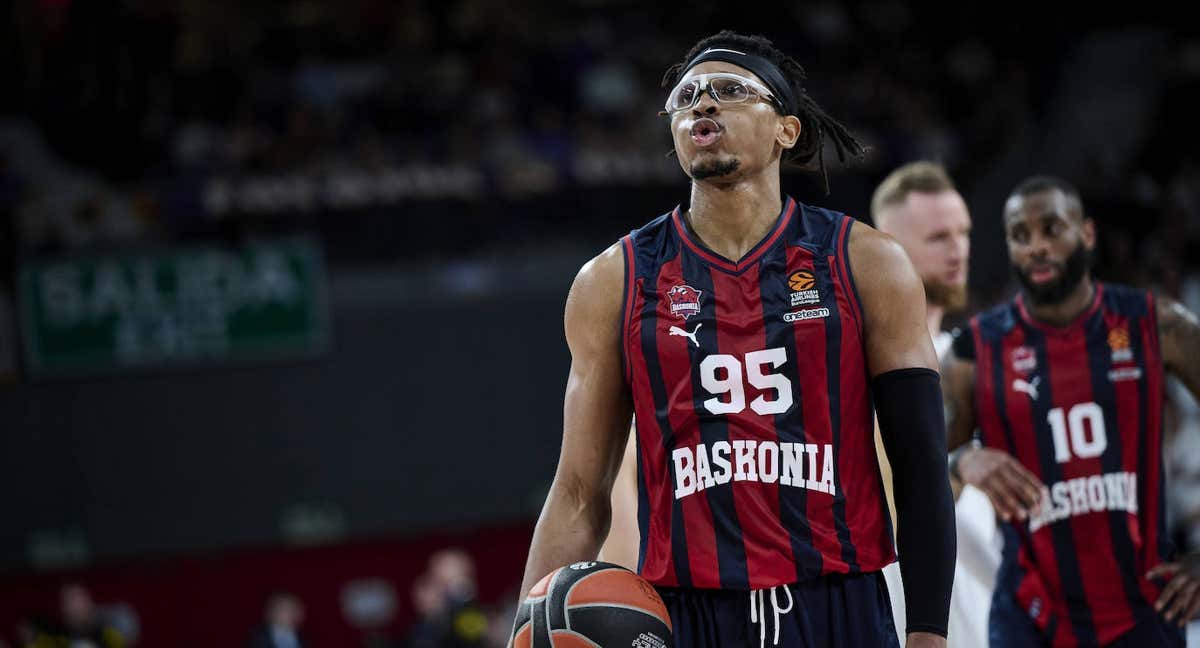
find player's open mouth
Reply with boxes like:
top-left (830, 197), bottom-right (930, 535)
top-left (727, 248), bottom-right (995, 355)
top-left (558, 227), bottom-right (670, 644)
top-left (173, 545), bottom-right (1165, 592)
top-left (690, 118), bottom-right (723, 147)
top-left (1029, 264), bottom-right (1058, 283)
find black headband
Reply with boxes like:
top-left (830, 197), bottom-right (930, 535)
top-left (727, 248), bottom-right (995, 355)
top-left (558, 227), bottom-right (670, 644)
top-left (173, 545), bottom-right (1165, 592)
top-left (681, 47), bottom-right (799, 116)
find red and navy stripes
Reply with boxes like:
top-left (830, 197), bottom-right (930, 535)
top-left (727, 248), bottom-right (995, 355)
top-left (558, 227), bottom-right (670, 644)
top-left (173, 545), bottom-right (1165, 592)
top-left (971, 283), bottom-right (1169, 647)
top-left (622, 198), bottom-right (890, 590)
top-left (758, 243), bottom-right (823, 581)
top-left (679, 249), bottom-right (751, 588)
top-left (1026, 317), bottom-right (1100, 647)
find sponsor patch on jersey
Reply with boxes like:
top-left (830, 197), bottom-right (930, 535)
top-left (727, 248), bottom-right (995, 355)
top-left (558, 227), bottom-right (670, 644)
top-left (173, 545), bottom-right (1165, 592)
top-left (667, 284), bottom-right (702, 320)
top-left (788, 270), bottom-right (821, 306)
top-left (1108, 326), bottom-right (1133, 363)
top-left (1108, 366), bottom-right (1142, 382)
top-left (1011, 346), bottom-right (1037, 374)
top-left (783, 307), bottom-right (830, 322)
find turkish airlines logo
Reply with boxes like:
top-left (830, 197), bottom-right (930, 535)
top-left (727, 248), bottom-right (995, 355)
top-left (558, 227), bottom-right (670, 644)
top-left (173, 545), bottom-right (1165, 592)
top-left (788, 270), bottom-right (820, 306)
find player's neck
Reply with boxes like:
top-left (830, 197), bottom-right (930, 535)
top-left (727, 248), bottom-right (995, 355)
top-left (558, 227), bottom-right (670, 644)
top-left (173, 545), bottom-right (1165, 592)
top-left (1026, 276), bottom-right (1096, 327)
top-left (685, 172), bottom-right (783, 262)
top-left (926, 305), bottom-right (944, 341)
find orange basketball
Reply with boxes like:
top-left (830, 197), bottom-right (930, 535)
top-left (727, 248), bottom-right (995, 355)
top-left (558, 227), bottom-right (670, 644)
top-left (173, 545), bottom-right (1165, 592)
top-left (511, 561), bottom-right (672, 647)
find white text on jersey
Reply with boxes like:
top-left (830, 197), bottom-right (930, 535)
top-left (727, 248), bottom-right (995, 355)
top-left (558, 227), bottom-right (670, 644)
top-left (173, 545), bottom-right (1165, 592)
top-left (1028, 471), bottom-right (1138, 532)
top-left (672, 441), bottom-right (836, 500)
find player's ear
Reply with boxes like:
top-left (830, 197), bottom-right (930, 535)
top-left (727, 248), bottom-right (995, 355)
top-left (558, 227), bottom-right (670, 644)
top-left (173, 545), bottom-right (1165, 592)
top-left (1081, 217), bottom-right (1097, 250)
top-left (777, 115), bottom-right (801, 150)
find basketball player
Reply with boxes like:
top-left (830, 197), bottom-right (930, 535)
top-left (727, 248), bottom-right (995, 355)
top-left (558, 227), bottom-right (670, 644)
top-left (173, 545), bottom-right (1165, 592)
top-left (941, 176), bottom-right (1200, 647)
top-left (870, 161), bottom-right (998, 648)
top-left (517, 31), bottom-right (956, 647)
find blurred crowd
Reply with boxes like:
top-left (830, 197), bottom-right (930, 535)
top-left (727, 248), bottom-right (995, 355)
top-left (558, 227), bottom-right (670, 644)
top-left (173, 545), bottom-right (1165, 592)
top-left (0, 2), bottom-right (1194, 269)
top-left (3, 550), bottom-right (522, 648)
top-left (404, 549), bottom-right (515, 648)
top-left (1, 3), bottom-right (1196, 270)
top-left (0, 0), bottom-right (1081, 265)
top-left (5, 584), bottom-right (129, 648)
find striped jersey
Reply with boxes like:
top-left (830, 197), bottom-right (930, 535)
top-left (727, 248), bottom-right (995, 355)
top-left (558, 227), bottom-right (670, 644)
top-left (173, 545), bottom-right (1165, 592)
top-left (968, 283), bottom-right (1171, 647)
top-left (619, 196), bottom-right (894, 590)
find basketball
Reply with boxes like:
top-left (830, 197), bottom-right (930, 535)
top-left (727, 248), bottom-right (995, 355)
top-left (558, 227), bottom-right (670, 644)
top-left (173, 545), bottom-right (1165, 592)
top-left (511, 561), bottom-right (673, 648)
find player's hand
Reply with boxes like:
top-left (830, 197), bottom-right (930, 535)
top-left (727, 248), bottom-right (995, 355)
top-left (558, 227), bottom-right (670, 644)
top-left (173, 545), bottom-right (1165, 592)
top-left (905, 631), bottom-right (946, 648)
top-left (1147, 553), bottom-right (1200, 627)
top-left (957, 447), bottom-right (1043, 522)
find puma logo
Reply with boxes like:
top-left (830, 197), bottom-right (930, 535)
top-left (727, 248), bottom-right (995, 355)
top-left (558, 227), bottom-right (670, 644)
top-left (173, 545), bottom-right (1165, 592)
top-left (1012, 376), bottom-right (1041, 400)
top-left (669, 323), bottom-right (701, 348)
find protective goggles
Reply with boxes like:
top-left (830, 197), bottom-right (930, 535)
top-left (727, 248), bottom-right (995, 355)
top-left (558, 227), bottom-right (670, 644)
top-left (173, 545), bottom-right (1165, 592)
top-left (663, 72), bottom-right (780, 114)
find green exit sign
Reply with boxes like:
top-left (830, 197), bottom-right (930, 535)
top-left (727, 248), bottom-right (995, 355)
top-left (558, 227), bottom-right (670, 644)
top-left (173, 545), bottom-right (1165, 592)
top-left (19, 236), bottom-right (330, 377)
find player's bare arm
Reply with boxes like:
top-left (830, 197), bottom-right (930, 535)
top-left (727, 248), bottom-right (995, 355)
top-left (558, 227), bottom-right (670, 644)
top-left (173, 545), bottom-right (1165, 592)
top-left (942, 346), bottom-right (1044, 522)
top-left (1159, 296), bottom-right (1200, 399)
top-left (516, 243), bottom-right (633, 601)
top-left (1147, 295), bottom-right (1200, 627)
top-left (940, 347), bottom-right (975, 451)
top-left (850, 224), bottom-right (955, 648)
top-left (851, 225), bottom-right (938, 374)
top-left (939, 346), bottom-right (974, 500)
top-left (597, 430), bottom-right (640, 571)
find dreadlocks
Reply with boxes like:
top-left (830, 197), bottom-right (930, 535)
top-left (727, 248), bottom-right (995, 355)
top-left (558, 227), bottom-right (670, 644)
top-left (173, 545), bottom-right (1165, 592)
top-left (663, 31), bottom-right (867, 193)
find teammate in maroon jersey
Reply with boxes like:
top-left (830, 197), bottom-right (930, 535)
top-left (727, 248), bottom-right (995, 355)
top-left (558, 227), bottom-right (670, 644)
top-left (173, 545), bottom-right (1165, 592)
top-left (942, 176), bottom-right (1200, 647)
top-left (515, 31), bottom-right (956, 648)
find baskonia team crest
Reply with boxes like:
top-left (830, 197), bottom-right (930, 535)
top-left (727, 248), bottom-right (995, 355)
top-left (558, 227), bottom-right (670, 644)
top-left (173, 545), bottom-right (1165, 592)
top-left (1011, 346), bottom-right (1037, 374)
top-left (667, 284), bottom-right (702, 320)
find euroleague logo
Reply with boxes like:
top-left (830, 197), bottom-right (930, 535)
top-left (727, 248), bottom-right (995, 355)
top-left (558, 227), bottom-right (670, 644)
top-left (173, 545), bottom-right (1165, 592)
top-left (788, 270), bottom-right (815, 291)
top-left (1107, 326), bottom-right (1133, 363)
top-left (667, 284), bottom-right (703, 320)
top-left (1106, 326), bottom-right (1140, 382)
top-left (788, 270), bottom-right (820, 306)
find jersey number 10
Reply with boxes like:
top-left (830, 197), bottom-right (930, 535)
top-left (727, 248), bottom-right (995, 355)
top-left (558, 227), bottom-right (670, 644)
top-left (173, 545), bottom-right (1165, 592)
top-left (1047, 402), bottom-right (1107, 463)
top-left (700, 347), bottom-right (793, 416)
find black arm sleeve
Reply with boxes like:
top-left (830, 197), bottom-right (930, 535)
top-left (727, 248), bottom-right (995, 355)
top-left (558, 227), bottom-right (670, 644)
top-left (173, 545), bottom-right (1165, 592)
top-left (872, 367), bottom-right (956, 637)
top-left (950, 326), bottom-right (975, 361)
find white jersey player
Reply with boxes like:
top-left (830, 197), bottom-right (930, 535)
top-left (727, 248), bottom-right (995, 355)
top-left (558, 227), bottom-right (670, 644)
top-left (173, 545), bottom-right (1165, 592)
top-left (870, 162), bottom-right (998, 648)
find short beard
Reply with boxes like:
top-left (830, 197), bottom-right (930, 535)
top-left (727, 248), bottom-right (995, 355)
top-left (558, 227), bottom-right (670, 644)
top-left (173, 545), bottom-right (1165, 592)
top-left (1014, 244), bottom-right (1091, 306)
top-left (924, 279), bottom-right (968, 312)
top-left (690, 157), bottom-right (741, 180)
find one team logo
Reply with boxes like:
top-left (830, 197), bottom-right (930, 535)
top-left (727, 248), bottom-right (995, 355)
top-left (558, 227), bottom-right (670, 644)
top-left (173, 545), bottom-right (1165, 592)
top-left (1108, 367), bottom-right (1143, 382)
top-left (1011, 346), bottom-right (1037, 374)
top-left (788, 270), bottom-right (821, 306)
top-left (667, 284), bottom-right (703, 320)
top-left (783, 307), bottom-right (830, 322)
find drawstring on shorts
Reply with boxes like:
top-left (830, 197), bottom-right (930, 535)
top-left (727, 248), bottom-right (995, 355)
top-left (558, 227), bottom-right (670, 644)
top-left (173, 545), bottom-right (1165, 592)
top-left (749, 585), bottom-right (794, 648)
